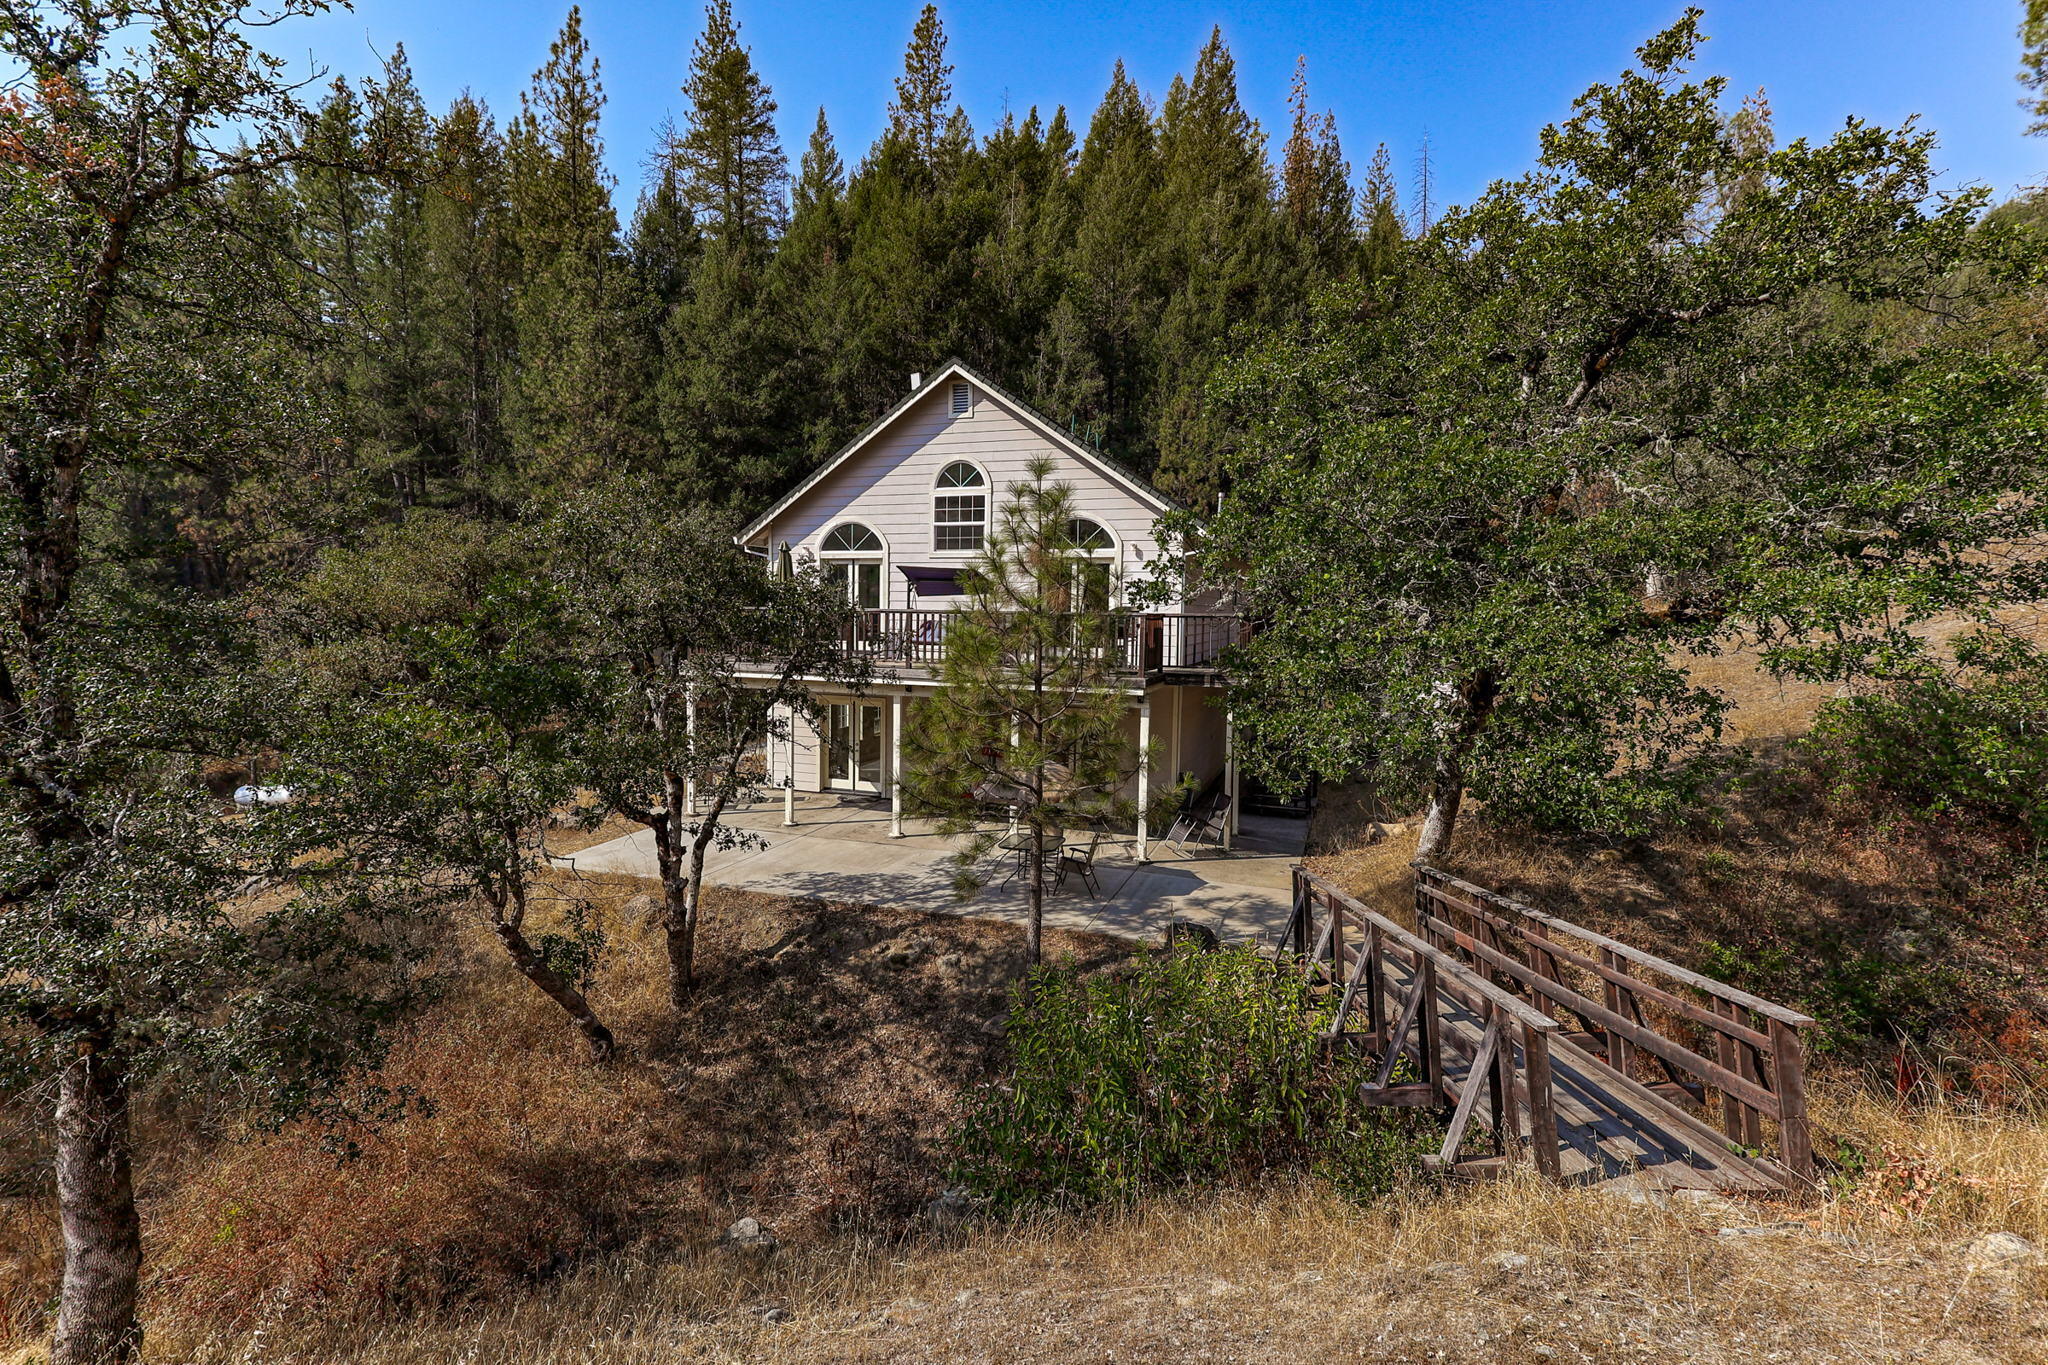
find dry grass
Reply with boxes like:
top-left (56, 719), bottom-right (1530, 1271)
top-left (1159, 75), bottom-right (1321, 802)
top-left (10, 742), bottom-right (2048, 1361)
top-left (0, 873), bottom-right (1132, 1346)
top-left (141, 1130), bottom-right (2048, 1364)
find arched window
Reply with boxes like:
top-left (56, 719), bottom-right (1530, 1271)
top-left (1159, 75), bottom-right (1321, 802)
top-left (1066, 518), bottom-right (1114, 552)
top-left (1065, 518), bottom-right (1117, 611)
top-left (822, 522), bottom-right (883, 553)
top-left (819, 521), bottom-right (884, 609)
top-left (933, 462), bottom-right (987, 552)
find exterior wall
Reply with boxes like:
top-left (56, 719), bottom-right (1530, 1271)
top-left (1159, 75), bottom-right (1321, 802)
top-left (1167, 685), bottom-right (1229, 793)
top-left (750, 378), bottom-right (1181, 612)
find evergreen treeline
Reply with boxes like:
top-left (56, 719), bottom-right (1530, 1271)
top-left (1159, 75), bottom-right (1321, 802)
top-left (273, 2), bottom-right (1407, 541)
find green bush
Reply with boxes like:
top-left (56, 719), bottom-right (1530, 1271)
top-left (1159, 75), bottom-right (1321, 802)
top-left (1809, 647), bottom-right (2048, 843)
top-left (952, 946), bottom-right (1430, 1209)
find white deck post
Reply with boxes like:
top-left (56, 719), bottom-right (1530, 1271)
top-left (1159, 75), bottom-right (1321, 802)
top-left (782, 705), bottom-right (797, 827)
top-left (684, 684), bottom-right (698, 816)
top-left (890, 691), bottom-right (906, 837)
top-left (1223, 704), bottom-right (1238, 850)
top-left (1136, 689), bottom-right (1152, 863)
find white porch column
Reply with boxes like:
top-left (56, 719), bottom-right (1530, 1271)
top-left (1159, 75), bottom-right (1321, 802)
top-left (684, 684), bottom-right (698, 816)
top-left (1223, 704), bottom-right (1238, 850)
top-left (782, 704), bottom-right (798, 827)
top-left (890, 691), bottom-right (906, 837)
top-left (1136, 689), bottom-right (1152, 863)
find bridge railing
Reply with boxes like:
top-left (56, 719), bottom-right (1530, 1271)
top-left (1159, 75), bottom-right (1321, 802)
top-left (1413, 865), bottom-right (1816, 1184)
top-left (1287, 866), bottom-right (1565, 1180)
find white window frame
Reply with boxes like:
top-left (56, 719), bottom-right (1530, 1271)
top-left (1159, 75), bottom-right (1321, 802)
top-left (1066, 517), bottom-right (1120, 610)
top-left (818, 521), bottom-right (887, 610)
top-left (932, 460), bottom-right (989, 554)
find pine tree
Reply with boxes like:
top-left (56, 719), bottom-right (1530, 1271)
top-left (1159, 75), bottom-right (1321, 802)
top-left (899, 458), bottom-right (1142, 967)
top-left (1151, 26), bottom-right (1287, 504)
top-left (423, 94), bottom-right (516, 503)
top-left (1279, 56), bottom-right (1356, 279)
top-left (358, 47), bottom-right (439, 506)
top-left (629, 143), bottom-right (702, 313)
top-left (771, 109), bottom-right (855, 460)
top-left (1358, 141), bottom-right (1404, 288)
top-left (505, 7), bottom-right (654, 491)
top-left (655, 0), bottom-right (801, 508)
top-left (673, 0), bottom-right (787, 250)
top-left (1056, 61), bottom-right (1161, 456)
top-left (887, 2), bottom-right (954, 175)
top-left (1411, 129), bottom-right (1435, 234)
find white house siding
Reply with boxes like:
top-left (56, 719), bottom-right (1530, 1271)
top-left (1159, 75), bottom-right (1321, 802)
top-left (750, 380), bottom-right (1178, 612)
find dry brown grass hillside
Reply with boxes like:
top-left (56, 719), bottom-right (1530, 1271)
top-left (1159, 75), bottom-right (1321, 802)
top-left (2, 845), bottom-right (2047, 1362)
top-left (8, 632), bottom-right (2048, 1361)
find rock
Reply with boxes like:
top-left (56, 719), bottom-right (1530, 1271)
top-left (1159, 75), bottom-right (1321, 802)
top-left (1532, 1347), bottom-right (1557, 1362)
top-left (925, 1188), bottom-right (974, 1228)
top-left (1668, 1189), bottom-right (1744, 1221)
top-left (621, 893), bottom-right (660, 926)
top-left (1960, 1231), bottom-right (2039, 1271)
top-left (1717, 1223), bottom-right (1801, 1239)
top-left (953, 1288), bottom-right (978, 1306)
top-left (752, 1305), bottom-right (794, 1324)
top-left (719, 1216), bottom-right (779, 1255)
top-left (1163, 920), bottom-right (1220, 952)
top-left (1207, 1278), bottom-right (1235, 1297)
top-left (1883, 928), bottom-right (1933, 964)
top-left (881, 937), bottom-right (928, 968)
top-left (1486, 1251), bottom-right (1531, 1273)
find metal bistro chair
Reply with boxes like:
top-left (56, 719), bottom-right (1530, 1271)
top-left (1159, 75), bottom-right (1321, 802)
top-left (1056, 829), bottom-right (1103, 899)
top-left (998, 827), bottom-right (1064, 890)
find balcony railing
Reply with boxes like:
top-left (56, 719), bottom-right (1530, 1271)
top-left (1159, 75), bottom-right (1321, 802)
top-left (839, 610), bottom-right (1245, 674)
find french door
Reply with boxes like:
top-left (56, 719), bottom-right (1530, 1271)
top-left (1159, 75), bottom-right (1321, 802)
top-left (826, 701), bottom-right (885, 792)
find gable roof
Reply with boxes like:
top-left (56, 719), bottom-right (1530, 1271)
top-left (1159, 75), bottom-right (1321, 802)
top-left (737, 358), bottom-right (1176, 545)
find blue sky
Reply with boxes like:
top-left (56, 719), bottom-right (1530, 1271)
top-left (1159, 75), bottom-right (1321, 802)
top-left (282, 1), bottom-right (2041, 211)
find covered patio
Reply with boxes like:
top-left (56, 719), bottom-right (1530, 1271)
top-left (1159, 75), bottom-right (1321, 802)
top-left (556, 793), bottom-right (1305, 944)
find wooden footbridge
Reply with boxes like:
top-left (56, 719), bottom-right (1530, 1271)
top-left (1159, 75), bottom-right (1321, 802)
top-left (1283, 866), bottom-right (1815, 1193)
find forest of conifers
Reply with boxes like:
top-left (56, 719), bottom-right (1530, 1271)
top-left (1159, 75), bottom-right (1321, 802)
top-left (225, 0), bottom-right (1394, 575)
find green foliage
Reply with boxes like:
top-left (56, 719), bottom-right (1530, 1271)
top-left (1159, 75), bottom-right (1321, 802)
top-left (1189, 13), bottom-right (2048, 856)
top-left (952, 946), bottom-right (1429, 1208)
top-left (1809, 637), bottom-right (2048, 844)
top-left (1696, 939), bottom-right (1958, 1054)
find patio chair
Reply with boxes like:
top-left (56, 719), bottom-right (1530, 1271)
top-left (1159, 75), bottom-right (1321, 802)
top-left (1159, 789), bottom-right (1201, 851)
top-left (1165, 791), bottom-right (1231, 855)
top-left (1056, 830), bottom-right (1103, 899)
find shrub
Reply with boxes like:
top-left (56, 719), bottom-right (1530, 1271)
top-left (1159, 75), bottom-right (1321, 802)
top-left (1808, 648), bottom-right (2048, 844)
top-left (952, 946), bottom-right (1429, 1208)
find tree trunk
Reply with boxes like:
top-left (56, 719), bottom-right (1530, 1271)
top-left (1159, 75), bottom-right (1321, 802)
top-left (1411, 668), bottom-right (1501, 868)
top-left (1025, 821), bottom-right (1044, 966)
top-left (490, 920), bottom-right (617, 1062)
top-left (52, 1044), bottom-right (141, 1365)
top-left (673, 789), bottom-right (730, 1007)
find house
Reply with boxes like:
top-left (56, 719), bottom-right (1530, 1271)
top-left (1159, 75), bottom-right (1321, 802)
top-left (735, 358), bottom-right (1244, 859)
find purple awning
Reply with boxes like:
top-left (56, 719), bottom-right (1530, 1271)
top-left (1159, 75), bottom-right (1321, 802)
top-left (900, 566), bottom-right (964, 597)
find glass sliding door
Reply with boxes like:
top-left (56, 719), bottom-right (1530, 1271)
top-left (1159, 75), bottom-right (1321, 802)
top-left (827, 701), bottom-right (885, 792)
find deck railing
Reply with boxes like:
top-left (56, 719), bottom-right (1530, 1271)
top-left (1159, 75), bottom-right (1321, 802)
top-left (838, 610), bottom-right (1245, 674)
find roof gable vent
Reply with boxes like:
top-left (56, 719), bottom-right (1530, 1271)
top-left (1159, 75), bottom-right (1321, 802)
top-left (950, 381), bottom-right (972, 416)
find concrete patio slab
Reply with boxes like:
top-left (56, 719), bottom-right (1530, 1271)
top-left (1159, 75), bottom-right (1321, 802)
top-left (554, 795), bottom-right (1303, 945)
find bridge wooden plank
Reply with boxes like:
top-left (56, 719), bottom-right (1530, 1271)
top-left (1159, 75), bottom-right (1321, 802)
top-left (1379, 951), bottom-right (1784, 1194)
